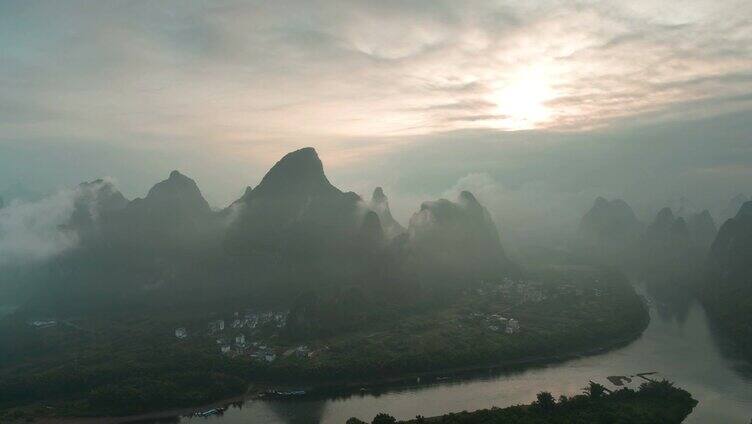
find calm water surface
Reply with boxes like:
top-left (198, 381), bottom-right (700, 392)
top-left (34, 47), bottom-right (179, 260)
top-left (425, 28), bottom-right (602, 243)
top-left (178, 289), bottom-right (752, 424)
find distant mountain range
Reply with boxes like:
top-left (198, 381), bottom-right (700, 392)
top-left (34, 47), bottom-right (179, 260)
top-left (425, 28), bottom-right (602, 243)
top-left (574, 193), bottom-right (752, 356)
top-left (576, 197), bottom-right (718, 288)
top-left (10, 148), bottom-right (516, 316)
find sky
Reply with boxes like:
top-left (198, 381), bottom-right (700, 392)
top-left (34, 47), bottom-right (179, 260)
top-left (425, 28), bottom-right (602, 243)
top-left (1, 0), bottom-right (751, 245)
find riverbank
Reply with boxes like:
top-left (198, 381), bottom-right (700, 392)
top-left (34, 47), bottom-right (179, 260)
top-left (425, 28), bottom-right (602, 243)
top-left (61, 289), bottom-right (752, 424)
top-left (27, 319), bottom-right (649, 424)
top-left (2, 268), bottom-right (649, 422)
top-left (350, 380), bottom-right (698, 424)
top-left (257, 319), bottom-right (649, 399)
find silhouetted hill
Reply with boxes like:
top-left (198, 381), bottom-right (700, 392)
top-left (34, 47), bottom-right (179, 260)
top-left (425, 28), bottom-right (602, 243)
top-left (64, 179), bottom-right (128, 237)
top-left (643, 208), bottom-right (691, 248)
top-left (637, 208), bottom-right (697, 289)
top-left (669, 196), bottom-right (697, 219)
top-left (579, 197), bottom-right (642, 242)
top-left (226, 147), bottom-right (378, 259)
top-left (719, 194), bottom-right (749, 222)
top-left (687, 209), bottom-right (717, 249)
top-left (103, 170), bottom-right (215, 249)
top-left (703, 201), bottom-right (752, 358)
top-left (368, 187), bottom-right (405, 239)
top-left (575, 197), bottom-right (643, 266)
top-left (405, 190), bottom-right (516, 284)
top-left (14, 147), bottom-right (520, 316)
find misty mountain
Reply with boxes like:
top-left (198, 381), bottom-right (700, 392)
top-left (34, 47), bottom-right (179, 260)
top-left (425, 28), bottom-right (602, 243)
top-left (635, 207), bottom-right (717, 297)
top-left (687, 210), bottom-right (717, 249)
top-left (6, 147), bottom-right (522, 316)
top-left (225, 147), bottom-right (377, 259)
top-left (578, 197), bottom-right (643, 246)
top-left (64, 179), bottom-right (128, 238)
top-left (705, 202), bottom-right (752, 287)
top-left (16, 171), bottom-right (221, 314)
top-left (643, 208), bottom-right (691, 248)
top-left (719, 194), bottom-right (749, 222)
top-left (0, 196), bottom-right (4, 209)
top-left (405, 190), bottom-right (516, 284)
top-left (638, 208), bottom-right (691, 270)
top-left (104, 170), bottom-right (215, 248)
top-left (575, 197), bottom-right (643, 266)
top-left (703, 201), bottom-right (752, 355)
top-left (668, 196), bottom-right (698, 219)
top-left (368, 187), bottom-right (405, 239)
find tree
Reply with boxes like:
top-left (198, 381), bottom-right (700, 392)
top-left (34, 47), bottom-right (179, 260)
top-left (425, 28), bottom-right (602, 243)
top-left (536, 391), bottom-right (556, 412)
top-left (372, 413), bottom-right (397, 424)
top-left (584, 382), bottom-right (606, 399)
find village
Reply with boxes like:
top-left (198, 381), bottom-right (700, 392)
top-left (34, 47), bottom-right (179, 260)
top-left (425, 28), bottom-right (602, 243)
top-left (461, 276), bottom-right (612, 335)
top-left (23, 277), bottom-right (614, 362)
top-left (172, 310), bottom-right (325, 364)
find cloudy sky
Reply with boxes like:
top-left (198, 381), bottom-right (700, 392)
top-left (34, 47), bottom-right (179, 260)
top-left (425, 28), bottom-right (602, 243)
top-left (1, 0), bottom-right (751, 242)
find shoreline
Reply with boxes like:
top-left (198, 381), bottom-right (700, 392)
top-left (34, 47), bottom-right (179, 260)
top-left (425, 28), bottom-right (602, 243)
top-left (31, 318), bottom-right (649, 424)
top-left (293, 321), bottom-right (649, 398)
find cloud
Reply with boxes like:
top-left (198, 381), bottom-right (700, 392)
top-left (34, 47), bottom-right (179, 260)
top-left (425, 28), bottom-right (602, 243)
top-left (0, 180), bottom-right (116, 266)
top-left (0, 0), bottom-right (751, 217)
top-left (440, 173), bottom-right (593, 247)
top-left (1, 0), bottom-right (751, 155)
top-left (0, 191), bottom-right (79, 266)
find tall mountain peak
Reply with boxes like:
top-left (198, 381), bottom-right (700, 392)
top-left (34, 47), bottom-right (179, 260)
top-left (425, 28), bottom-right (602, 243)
top-left (578, 196), bottom-right (642, 245)
top-left (372, 187), bottom-right (387, 204)
top-left (368, 187), bottom-right (405, 239)
top-left (407, 192), bottom-right (515, 281)
top-left (688, 209), bottom-right (717, 248)
top-left (169, 170), bottom-right (185, 180)
top-left (144, 171), bottom-right (211, 213)
top-left (737, 200), bottom-right (752, 219)
top-left (66, 179), bottom-right (129, 233)
top-left (459, 190), bottom-right (480, 206)
top-left (720, 194), bottom-right (749, 221)
top-left (655, 207), bottom-right (675, 223)
top-left (252, 147), bottom-right (334, 197)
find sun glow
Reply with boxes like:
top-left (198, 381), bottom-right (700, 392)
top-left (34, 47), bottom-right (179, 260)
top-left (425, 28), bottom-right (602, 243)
top-left (488, 68), bottom-right (557, 130)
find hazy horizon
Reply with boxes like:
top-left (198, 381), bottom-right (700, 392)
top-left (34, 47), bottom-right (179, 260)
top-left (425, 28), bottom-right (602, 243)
top-left (2, 0), bottom-right (752, 255)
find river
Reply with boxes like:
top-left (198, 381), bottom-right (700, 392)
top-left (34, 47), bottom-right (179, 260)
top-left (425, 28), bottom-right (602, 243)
top-left (170, 287), bottom-right (752, 424)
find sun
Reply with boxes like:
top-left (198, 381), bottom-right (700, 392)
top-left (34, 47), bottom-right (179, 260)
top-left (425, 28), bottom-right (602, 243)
top-left (488, 68), bottom-right (556, 130)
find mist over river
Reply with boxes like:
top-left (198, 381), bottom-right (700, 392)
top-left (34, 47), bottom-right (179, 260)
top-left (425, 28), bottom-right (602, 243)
top-left (169, 284), bottom-right (752, 424)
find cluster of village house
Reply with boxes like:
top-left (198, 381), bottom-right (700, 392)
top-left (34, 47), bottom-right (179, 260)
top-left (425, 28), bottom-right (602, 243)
top-left (28, 320), bottom-right (57, 329)
top-left (466, 277), bottom-right (612, 335)
top-left (476, 278), bottom-right (547, 303)
top-left (482, 277), bottom-right (608, 302)
top-left (468, 311), bottom-right (521, 334)
top-left (173, 311), bottom-right (318, 363)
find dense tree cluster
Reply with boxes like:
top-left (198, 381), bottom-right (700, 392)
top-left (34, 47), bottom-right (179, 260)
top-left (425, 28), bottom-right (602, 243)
top-left (353, 380), bottom-right (696, 424)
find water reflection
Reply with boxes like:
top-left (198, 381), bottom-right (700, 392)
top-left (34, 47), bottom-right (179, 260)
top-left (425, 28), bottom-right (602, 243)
top-left (177, 288), bottom-right (752, 424)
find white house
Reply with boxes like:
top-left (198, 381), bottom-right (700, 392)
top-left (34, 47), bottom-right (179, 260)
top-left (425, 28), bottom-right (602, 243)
top-left (208, 320), bottom-right (225, 333)
top-left (175, 327), bottom-right (188, 339)
top-left (235, 334), bottom-right (246, 347)
top-left (505, 319), bottom-right (520, 334)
